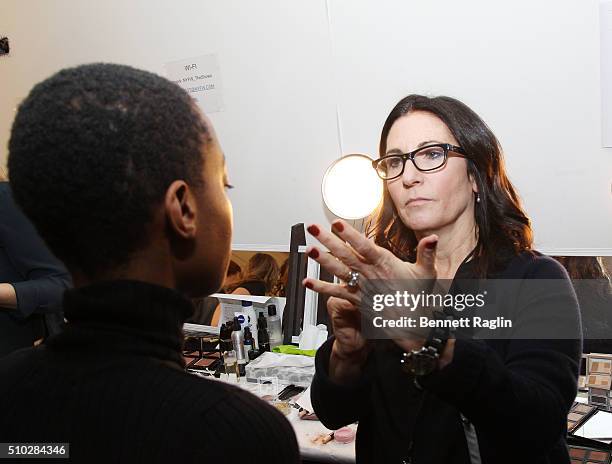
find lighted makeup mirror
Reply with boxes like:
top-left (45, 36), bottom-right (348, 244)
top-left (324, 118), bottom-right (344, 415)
top-left (321, 153), bottom-right (382, 220)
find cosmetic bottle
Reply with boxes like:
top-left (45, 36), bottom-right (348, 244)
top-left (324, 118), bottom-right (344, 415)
top-left (223, 349), bottom-right (239, 380)
top-left (257, 311), bottom-right (267, 331)
top-left (257, 312), bottom-right (271, 352)
top-left (244, 327), bottom-right (260, 361)
top-left (231, 317), bottom-right (246, 369)
top-left (241, 300), bottom-right (258, 348)
top-left (219, 323), bottom-right (232, 352)
top-left (267, 304), bottom-right (282, 348)
top-left (244, 327), bottom-right (255, 354)
top-left (248, 348), bottom-right (260, 361)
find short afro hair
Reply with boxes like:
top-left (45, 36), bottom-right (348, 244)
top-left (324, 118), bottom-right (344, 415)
top-left (8, 63), bottom-right (210, 278)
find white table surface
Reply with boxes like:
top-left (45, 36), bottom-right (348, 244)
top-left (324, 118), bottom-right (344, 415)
top-left (202, 375), bottom-right (600, 461)
top-left (207, 374), bottom-right (356, 463)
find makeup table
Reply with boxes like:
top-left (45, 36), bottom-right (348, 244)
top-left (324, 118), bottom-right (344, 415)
top-left (203, 373), bottom-right (606, 463)
top-left (208, 374), bottom-right (357, 463)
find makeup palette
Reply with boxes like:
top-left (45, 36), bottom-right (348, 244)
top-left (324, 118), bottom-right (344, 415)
top-left (569, 402), bottom-right (598, 434)
top-left (589, 388), bottom-right (612, 411)
top-left (579, 354), bottom-right (588, 391)
top-left (569, 445), bottom-right (611, 464)
top-left (192, 355), bottom-right (220, 368)
top-left (587, 375), bottom-right (612, 390)
top-left (584, 353), bottom-right (612, 411)
top-left (579, 376), bottom-right (587, 390)
top-left (185, 351), bottom-right (221, 372)
top-left (183, 350), bottom-right (200, 367)
top-left (589, 354), bottom-right (612, 375)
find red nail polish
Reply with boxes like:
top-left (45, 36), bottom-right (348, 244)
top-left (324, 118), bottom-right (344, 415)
top-left (308, 249), bottom-right (320, 259)
top-left (425, 241), bottom-right (437, 250)
top-left (332, 221), bottom-right (344, 233)
top-left (304, 281), bottom-right (313, 289)
top-left (307, 225), bottom-right (320, 236)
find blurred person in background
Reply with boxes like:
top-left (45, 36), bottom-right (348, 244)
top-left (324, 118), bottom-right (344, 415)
top-left (0, 166), bottom-right (72, 357)
top-left (554, 256), bottom-right (612, 354)
top-left (211, 253), bottom-right (279, 325)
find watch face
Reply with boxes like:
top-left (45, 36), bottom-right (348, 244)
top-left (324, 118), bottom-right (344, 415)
top-left (413, 356), bottom-right (437, 376)
top-left (402, 348), bottom-right (439, 376)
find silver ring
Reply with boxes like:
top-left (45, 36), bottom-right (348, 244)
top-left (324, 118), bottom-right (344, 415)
top-left (346, 270), bottom-right (360, 288)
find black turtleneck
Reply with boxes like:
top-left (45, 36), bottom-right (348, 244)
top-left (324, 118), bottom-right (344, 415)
top-left (0, 280), bottom-right (299, 463)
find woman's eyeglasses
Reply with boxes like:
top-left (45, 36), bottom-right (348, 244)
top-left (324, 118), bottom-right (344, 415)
top-left (372, 143), bottom-right (467, 180)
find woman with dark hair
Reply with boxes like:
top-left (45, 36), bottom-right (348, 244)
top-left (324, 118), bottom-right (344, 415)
top-left (228, 253), bottom-right (280, 296)
top-left (303, 95), bottom-right (581, 463)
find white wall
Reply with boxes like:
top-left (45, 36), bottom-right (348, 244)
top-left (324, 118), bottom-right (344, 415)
top-left (1, 0), bottom-right (611, 254)
top-left (329, 0), bottom-right (612, 255)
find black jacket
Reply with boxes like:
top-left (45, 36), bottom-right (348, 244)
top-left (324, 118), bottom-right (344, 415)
top-left (0, 182), bottom-right (71, 356)
top-left (311, 252), bottom-right (581, 464)
top-left (0, 280), bottom-right (300, 463)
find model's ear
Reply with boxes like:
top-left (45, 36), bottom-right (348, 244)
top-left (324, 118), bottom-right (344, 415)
top-left (164, 180), bottom-right (198, 240)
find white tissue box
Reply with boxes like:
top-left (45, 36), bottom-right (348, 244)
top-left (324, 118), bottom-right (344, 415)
top-left (245, 351), bottom-right (314, 386)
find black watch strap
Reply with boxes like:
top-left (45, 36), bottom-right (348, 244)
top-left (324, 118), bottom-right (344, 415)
top-left (426, 311), bottom-right (451, 351)
top-left (401, 311), bottom-right (452, 377)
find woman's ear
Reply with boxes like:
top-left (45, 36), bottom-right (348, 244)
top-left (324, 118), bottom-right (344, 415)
top-left (467, 169), bottom-right (479, 196)
top-left (164, 180), bottom-right (198, 240)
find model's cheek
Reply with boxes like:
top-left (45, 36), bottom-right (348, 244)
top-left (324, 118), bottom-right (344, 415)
top-left (224, 198), bottom-right (233, 238)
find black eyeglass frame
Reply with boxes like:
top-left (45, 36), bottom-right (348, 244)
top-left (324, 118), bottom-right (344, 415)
top-left (372, 143), bottom-right (468, 180)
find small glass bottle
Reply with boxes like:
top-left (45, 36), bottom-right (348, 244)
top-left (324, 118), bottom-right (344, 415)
top-left (267, 304), bottom-right (282, 348)
top-left (223, 350), bottom-right (239, 381)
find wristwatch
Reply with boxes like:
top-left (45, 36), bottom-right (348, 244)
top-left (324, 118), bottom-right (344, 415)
top-left (401, 312), bottom-right (450, 376)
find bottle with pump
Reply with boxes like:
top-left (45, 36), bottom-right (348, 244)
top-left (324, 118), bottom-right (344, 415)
top-left (220, 323), bottom-right (232, 352)
top-left (231, 316), bottom-right (247, 375)
top-left (244, 327), bottom-right (255, 353)
top-left (257, 312), bottom-right (270, 352)
top-left (244, 326), bottom-right (260, 361)
top-left (241, 300), bottom-right (258, 347)
top-left (267, 304), bottom-right (282, 348)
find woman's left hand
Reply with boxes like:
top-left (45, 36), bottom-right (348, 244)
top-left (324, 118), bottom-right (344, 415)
top-left (302, 219), bottom-right (439, 352)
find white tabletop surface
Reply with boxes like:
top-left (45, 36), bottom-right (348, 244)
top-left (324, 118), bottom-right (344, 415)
top-left (202, 374), bottom-right (599, 461)
top-left (207, 373), bottom-right (356, 463)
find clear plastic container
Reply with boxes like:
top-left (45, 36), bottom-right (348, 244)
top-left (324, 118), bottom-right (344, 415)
top-left (258, 376), bottom-right (279, 399)
top-left (223, 350), bottom-right (239, 381)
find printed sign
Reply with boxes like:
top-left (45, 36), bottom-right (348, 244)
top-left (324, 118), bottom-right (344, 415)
top-left (164, 54), bottom-right (223, 113)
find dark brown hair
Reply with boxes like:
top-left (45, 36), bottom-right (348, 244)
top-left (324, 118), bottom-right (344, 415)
top-left (272, 257), bottom-right (290, 297)
top-left (366, 95), bottom-right (533, 277)
top-left (226, 260), bottom-right (241, 277)
top-left (229, 253), bottom-right (280, 294)
top-left (554, 256), bottom-right (611, 281)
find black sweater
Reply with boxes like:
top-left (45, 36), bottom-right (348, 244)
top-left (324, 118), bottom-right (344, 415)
top-left (0, 280), bottom-right (299, 463)
top-left (311, 252), bottom-right (582, 464)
